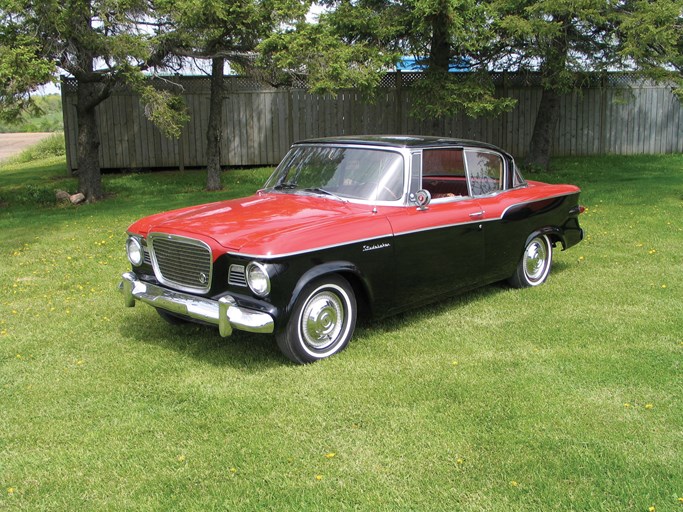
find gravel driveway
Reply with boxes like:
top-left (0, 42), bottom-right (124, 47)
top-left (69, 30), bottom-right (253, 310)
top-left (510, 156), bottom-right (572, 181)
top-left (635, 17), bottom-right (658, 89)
top-left (0, 132), bottom-right (54, 162)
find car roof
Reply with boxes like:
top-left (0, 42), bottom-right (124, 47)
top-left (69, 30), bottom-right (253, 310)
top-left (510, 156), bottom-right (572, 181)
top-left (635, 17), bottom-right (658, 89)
top-left (295, 135), bottom-right (510, 155)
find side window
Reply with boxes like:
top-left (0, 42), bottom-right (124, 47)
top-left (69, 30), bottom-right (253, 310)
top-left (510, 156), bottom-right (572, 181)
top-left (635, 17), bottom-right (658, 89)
top-left (465, 150), bottom-right (504, 196)
top-left (421, 149), bottom-right (469, 198)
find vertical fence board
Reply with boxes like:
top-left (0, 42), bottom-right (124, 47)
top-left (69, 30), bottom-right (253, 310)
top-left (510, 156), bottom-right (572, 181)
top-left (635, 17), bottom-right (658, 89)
top-left (62, 75), bottom-right (683, 172)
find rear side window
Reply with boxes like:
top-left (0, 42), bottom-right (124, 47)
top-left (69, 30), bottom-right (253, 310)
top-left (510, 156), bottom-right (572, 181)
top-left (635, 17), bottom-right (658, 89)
top-left (422, 149), bottom-right (465, 177)
top-left (464, 150), bottom-right (504, 196)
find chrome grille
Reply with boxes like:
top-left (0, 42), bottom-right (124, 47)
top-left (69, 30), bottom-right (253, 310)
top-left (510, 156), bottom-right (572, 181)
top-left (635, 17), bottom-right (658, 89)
top-left (149, 234), bottom-right (212, 292)
top-left (228, 264), bottom-right (247, 287)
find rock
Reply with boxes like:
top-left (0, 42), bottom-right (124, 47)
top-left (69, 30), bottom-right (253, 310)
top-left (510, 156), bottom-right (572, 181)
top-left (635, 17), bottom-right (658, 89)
top-left (69, 193), bottom-right (86, 205)
top-left (56, 190), bottom-right (71, 202)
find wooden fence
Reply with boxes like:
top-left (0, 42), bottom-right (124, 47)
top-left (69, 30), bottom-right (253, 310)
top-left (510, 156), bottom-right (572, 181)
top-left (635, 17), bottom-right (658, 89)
top-left (61, 73), bottom-right (683, 171)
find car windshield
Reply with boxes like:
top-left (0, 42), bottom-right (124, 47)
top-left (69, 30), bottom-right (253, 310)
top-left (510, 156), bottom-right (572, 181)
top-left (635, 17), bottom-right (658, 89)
top-left (263, 146), bottom-right (405, 202)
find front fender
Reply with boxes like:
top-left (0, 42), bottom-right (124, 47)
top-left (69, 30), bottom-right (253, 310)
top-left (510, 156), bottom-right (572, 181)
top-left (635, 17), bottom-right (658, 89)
top-left (279, 261), bottom-right (369, 331)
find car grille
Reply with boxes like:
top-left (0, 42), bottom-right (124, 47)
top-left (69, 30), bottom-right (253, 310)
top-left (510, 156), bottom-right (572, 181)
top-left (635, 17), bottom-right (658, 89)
top-left (228, 264), bottom-right (247, 287)
top-left (149, 234), bottom-right (212, 292)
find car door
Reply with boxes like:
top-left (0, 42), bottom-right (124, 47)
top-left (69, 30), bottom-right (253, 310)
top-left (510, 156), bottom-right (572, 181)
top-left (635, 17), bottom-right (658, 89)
top-left (384, 149), bottom-right (486, 310)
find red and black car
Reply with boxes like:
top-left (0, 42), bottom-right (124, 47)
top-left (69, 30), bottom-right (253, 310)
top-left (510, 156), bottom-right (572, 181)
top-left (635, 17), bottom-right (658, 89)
top-left (121, 136), bottom-right (584, 363)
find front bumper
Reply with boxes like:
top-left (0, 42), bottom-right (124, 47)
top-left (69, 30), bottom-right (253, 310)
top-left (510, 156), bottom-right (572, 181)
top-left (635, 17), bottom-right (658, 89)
top-left (119, 272), bottom-right (274, 337)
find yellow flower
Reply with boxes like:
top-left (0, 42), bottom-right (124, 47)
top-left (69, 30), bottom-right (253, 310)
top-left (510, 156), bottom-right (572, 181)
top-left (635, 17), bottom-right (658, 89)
top-left (229, 467), bottom-right (237, 474)
top-left (645, 403), bottom-right (653, 409)
top-left (315, 475), bottom-right (323, 481)
top-left (648, 249), bottom-right (656, 255)
top-left (456, 458), bottom-right (464, 465)
top-left (7, 488), bottom-right (15, 495)
top-left (325, 452), bottom-right (336, 459)
top-left (648, 506), bottom-right (655, 512)
top-left (661, 284), bottom-right (667, 289)
top-left (451, 360), bottom-right (459, 366)
top-left (624, 403), bottom-right (631, 408)
top-left (177, 455), bottom-right (186, 463)
top-left (677, 497), bottom-right (683, 503)
top-left (510, 481), bottom-right (519, 487)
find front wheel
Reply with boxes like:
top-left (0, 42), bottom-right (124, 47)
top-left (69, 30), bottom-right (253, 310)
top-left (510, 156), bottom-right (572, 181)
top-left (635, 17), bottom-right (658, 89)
top-left (508, 234), bottom-right (553, 288)
top-left (276, 275), bottom-right (357, 364)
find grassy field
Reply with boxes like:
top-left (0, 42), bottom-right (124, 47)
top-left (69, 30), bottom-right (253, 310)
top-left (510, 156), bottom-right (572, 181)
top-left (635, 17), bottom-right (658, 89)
top-left (1, 150), bottom-right (681, 511)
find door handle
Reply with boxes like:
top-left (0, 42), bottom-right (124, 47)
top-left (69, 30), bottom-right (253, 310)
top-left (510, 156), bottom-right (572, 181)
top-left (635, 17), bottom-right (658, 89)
top-left (469, 211), bottom-right (485, 219)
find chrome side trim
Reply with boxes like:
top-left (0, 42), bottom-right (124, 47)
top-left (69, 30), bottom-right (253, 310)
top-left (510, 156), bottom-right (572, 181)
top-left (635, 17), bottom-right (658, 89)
top-left (225, 192), bottom-right (579, 260)
top-left (120, 272), bottom-right (274, 336)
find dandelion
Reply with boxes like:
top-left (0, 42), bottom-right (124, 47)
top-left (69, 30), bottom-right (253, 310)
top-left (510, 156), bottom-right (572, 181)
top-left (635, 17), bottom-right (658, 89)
top-left (648, 249), bottom-right (656, 255)
top-left (624, 403), bottom-right (631, 408)
top-left (578, 256), bottom-right (585, 262)
top-left (645, 403), bottom-right (653, 409)
top-left (229, 467), bottom-right (237, 474)
top-left (7, 487), bottom-right (15, 496)
top-left (456, 458), bottom-right (464, 465)
top-left (510, 481), bottom-right (519, 487)
top-left (451, 360), bottom-right (459, 366)
top-left (315, 475), bottom-right (323, 481)
top-left (177, 455), bottom-right (186, 463)
top-left (678, 497), bottom-right (683, 503)
top-left (325, 452), bottom-right (336, 459)
top-left (661, 284), bottom-right (667, 289)
top-left (648, 506), bottom-right (655, 512)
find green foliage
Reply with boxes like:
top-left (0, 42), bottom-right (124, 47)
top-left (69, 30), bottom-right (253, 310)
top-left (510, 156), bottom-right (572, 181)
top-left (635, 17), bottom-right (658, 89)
top-left (617, 0), bottom-right (683, 98)
top-left (0, 29), bottom-right (56, 121)
top-left (0, 94), bottom-right (63, 133)
top-left (0, 154), bottom-right (681, 510)
top-left (259, 22), bottom-right (399, 95)
top-left (138, 86), bottom-right (189, 139)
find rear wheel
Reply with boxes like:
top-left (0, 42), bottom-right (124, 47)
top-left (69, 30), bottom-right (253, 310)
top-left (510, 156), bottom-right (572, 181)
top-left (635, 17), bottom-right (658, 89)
top-left (508, 234), bottom-right (553, 288)
top-left (277, 275), bottom-right (357, 364)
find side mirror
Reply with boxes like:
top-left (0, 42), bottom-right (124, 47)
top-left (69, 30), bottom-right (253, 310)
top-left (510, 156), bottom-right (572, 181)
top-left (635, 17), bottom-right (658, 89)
top-left (415, 189), bottom-right (431, 210)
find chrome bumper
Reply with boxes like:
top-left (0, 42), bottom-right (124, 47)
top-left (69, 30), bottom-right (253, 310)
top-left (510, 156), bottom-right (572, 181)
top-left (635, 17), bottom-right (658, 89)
top-left (119, 272), bottom-right (274, 337)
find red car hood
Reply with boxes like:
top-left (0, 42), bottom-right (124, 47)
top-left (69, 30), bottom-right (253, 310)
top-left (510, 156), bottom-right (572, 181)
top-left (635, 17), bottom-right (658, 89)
top-left (128, 193), bottom-right (392, 257)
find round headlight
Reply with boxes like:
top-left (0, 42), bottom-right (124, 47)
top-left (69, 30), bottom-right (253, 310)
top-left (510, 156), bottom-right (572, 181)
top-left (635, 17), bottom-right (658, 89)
top-left (246, 262), bottom-right (271, 297)
top-left (126, 237), bottom-right (144, 266)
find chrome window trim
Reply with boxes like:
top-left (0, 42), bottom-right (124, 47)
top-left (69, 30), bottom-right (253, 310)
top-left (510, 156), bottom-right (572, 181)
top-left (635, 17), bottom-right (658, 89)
top-left (148, 232), bottom-right (213, 294)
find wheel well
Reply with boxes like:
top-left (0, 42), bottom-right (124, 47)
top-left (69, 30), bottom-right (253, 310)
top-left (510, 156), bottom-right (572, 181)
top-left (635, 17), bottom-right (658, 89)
top-left (337, 271), bottom-right (372, 320)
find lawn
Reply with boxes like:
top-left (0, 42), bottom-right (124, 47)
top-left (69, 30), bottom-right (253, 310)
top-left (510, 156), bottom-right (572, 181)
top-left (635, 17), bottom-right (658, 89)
top-left (1, 152), bottom-right (681, 511)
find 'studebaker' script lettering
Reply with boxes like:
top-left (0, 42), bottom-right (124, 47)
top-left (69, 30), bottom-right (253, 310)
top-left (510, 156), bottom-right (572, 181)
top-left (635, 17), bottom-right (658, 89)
top-left (362, 243), bottom-right (391, 252)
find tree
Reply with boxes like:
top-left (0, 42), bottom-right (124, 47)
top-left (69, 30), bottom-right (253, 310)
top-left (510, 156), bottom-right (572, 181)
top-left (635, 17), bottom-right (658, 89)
top-left (0, 10), bottom-right (55, 121)
top-left (0, 0), bottom-right (186, 201)
top-left (618, 0), bottom-right (683, 99)
top-left (261, 0), bottom-right (515, 120)
top-left (156, 0), bottom-right (310, 191)
top-left (493, 0), bottom-right (619, 169)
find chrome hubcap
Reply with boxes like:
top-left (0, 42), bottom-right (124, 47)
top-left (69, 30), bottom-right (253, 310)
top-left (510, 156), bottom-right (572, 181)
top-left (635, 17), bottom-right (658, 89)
top-left (301, 291), bottom-right (344, 350)
top-left (524, 239), bottom-right (548, 282)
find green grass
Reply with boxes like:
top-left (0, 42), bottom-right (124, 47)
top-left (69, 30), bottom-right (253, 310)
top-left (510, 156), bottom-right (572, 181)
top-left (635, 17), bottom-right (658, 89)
top-left (1, 154), bottom-right (682, 511)
top-left (0, 95), bottom-right (63, 133)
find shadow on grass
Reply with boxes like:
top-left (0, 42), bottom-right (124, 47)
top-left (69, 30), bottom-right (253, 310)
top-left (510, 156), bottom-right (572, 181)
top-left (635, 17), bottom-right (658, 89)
top-left (118, 311), bottom-right (287, 370)
top-left (117, 263), bottom-right (575, 368)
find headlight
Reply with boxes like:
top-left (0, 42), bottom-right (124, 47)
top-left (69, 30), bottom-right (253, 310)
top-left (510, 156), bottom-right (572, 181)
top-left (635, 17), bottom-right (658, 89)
top-left (126, 236), bottom-right (144, 266)
top-left (246, 262), bottom-right (270, 297)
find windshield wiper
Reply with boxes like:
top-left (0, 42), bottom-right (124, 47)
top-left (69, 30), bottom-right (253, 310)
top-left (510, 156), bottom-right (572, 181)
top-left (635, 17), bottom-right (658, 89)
top-left (274, 182), bottom-right (298, 190)
top-left (302, 187), bottom-right (347, 202)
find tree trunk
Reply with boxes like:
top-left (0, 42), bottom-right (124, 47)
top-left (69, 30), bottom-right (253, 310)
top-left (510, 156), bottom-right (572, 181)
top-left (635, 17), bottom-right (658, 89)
top-left (206, 57), bottom-right (224, 191)
top-left (524, 88), bottom-right (561, 171)
top-left (76, 81), bottom-right (103, 201)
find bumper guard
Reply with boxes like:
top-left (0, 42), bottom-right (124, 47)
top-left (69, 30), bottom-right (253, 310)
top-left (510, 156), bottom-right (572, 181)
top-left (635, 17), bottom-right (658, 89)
top-left (119, 272), bottom-right (274, 337)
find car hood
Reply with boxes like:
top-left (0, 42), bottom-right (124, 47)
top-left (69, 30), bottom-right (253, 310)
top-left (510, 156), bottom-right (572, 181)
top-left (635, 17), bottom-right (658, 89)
top-left (128, 192), bottom-right (393, 257)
